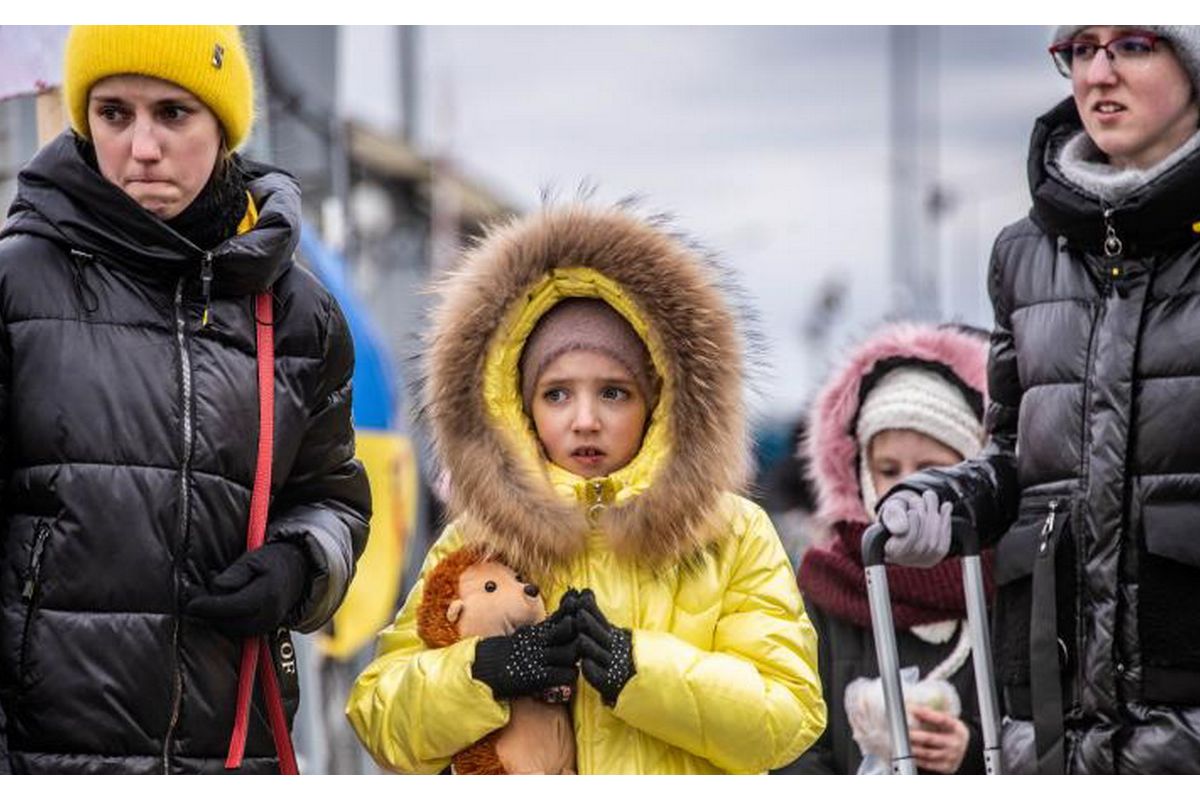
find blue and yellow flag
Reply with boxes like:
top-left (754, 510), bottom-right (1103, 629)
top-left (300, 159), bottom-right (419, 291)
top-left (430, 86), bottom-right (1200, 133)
top-left (300, 229), bottom-right (417, 660)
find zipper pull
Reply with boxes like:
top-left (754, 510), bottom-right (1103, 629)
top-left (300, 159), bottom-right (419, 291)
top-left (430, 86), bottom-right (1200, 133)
top-left (586, 480), bottom-right (607, 526)
top-left (1103, 207), bottom-right (1123, 258)
top-left (1038, 499), bottom-right (1060, 555)
top-left (200, 252), bottom-right (214, 327)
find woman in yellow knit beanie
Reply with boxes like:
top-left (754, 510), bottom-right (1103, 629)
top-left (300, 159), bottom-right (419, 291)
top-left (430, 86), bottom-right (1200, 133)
top-left (64, 25), bottom-right (255, 150)
top-left (0, 26), bottom-right (370, 774)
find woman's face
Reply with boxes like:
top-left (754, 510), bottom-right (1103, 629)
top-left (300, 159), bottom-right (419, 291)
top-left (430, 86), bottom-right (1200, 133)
top-left (88, 74), bottom-right (222, 220)
top-left (1071, 26), bottom-right (1199, 169)
top-left (868, 429), bottom-right (964, 501)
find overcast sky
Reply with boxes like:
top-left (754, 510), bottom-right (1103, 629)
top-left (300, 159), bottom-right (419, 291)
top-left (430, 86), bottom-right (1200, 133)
top-left (360, 25), bottom-right (1066, 420)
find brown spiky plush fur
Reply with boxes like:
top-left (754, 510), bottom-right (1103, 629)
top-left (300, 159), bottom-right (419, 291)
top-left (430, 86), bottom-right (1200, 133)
top-left (422, 204), bottom-right (751, 579)
top-left (416, 545), bottom-right (488, 648)
top-left (415, 545), bottom-right (507, 775)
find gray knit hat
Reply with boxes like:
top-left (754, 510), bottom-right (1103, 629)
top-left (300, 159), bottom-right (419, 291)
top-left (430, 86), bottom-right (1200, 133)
top-left (1053, 26), bottom-right (1200, 93)
top-left (519, 298), bottom-right (660, 412)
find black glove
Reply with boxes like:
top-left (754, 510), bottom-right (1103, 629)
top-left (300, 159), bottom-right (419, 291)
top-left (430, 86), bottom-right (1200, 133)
top-left (575, 588), bottom-right (635, 706)
top-left (186, 541), bottom-right (311, 638)
top-left (471, 589), bottom-right (580, 700)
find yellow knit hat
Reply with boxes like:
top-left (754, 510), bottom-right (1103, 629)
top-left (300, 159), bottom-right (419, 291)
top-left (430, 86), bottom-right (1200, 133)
top-left (64, 25), bottom-right (255, 150)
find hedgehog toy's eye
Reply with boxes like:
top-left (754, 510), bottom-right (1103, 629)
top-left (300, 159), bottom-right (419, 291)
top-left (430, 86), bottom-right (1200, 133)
top-left (484, 581), bottom-right (497, 592)
top-left (514, 574), bottom-right (525, 584)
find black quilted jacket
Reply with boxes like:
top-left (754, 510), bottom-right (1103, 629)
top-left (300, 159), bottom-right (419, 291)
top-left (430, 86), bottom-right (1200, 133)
top-left (0, 133), bottom-right (370, 773)
top-left (893, 98), bottom-right (1200, 773)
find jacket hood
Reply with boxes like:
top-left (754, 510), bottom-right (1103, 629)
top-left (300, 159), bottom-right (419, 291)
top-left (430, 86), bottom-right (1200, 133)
top-left (2, 131), bottom-right (298, 294)
top-left (422, 204), bottom-right (751, 577)
top-left (805, 323), bottom-right (988, 525)
top-left (1029, 97), bottom-right (1200, 257)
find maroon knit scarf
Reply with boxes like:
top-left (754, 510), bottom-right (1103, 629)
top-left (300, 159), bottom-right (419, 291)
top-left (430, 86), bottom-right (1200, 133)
top-left (798, 519), bottom-right (995, 630)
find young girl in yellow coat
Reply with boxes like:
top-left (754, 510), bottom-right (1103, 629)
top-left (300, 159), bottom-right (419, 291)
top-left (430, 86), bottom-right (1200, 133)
top-left (346, 204), bottom-right (825, 774)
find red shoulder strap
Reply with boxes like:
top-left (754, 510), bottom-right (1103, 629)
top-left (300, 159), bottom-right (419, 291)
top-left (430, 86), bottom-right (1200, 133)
top-left (225, 292), bottom-right (299, 774)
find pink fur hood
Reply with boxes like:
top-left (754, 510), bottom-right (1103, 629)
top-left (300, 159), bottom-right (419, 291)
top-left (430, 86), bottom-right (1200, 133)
top-left (804, 323), bottom-right (989, 524)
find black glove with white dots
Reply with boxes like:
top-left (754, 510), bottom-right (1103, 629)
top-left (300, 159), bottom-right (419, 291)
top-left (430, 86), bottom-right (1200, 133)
top-left (574, 588), bottom-right (635, 706)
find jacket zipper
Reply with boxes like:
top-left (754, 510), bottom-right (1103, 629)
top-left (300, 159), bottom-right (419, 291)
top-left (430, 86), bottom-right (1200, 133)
top-left (163, 275), bottom-right (196, 773)
top-left (1102, 206), bottom-right (1124, 260)
top-left (200, 251), bottom-right (214, 327)
top-left (19, 520), bottom-right (52, 681)
top-left (582, 479), bottom-right (607, 773)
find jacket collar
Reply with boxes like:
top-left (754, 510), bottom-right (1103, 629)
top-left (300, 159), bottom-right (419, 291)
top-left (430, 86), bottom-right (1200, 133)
top-left (1029, 97), bottom-right (1200, 257)
top-left (3, 131), bottom-right (298, 295)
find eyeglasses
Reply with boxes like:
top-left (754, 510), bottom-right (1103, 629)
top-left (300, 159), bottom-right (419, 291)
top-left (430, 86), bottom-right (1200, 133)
top-left (1048, 32), bottom-right (1165, 78)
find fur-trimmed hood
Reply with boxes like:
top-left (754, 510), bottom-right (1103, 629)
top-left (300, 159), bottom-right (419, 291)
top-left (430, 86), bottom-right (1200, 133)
top-left (805, 323), bottom-right (989, 525)
top-left (422, 204), bottom-right (750, 578)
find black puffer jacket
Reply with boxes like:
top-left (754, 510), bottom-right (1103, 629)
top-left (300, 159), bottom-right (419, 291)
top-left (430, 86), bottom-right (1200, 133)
top-left (893, 98), bottom-right (1200, 773)
top-left (0, 133), bottom-right (371, 773)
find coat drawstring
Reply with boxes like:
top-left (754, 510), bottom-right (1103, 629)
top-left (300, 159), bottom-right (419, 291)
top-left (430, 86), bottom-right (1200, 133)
top-left (69, 249), bottom-right (100, 314)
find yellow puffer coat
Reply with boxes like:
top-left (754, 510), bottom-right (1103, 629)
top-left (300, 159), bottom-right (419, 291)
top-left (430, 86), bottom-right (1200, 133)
top-left (346, 207), bottom-right (825, 774)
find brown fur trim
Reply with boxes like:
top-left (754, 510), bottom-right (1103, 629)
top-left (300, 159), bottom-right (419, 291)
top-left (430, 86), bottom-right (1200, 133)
top-left (416, 545), bottom-right (489, 648)
top-left (423, 205), bottom-right (750, 576)
top-left (451, 730), bottom-right (507, 775)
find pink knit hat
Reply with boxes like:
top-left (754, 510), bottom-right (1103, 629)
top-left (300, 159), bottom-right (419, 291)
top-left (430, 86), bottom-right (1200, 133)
top-left (519, 298), bottom-right (659, 411)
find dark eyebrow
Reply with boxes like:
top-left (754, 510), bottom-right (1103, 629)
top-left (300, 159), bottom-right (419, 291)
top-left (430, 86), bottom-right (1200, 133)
top-left (88, 93), bottom-right (196, 106)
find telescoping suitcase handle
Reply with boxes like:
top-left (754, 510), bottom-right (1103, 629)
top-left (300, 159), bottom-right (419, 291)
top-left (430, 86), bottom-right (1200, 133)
top-left (861, 522), bottom-right (1003, 775)
top-left (861, 524), bottom-right (917, 775)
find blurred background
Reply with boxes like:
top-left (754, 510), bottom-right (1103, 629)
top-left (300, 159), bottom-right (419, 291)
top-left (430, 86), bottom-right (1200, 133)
top-left (0, 24), bottom-right (1066, 772)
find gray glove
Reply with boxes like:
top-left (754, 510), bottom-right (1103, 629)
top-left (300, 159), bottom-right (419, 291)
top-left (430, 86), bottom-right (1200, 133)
top-left (878, 489), bottom-right (952, 567)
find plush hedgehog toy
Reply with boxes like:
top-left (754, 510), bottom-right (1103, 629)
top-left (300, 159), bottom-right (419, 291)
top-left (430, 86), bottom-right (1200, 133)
top-left (417, 546), bottom-right (577, 774)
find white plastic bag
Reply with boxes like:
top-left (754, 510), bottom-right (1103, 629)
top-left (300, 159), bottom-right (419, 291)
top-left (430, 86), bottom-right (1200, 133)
top-left (845, 666), bottom-right (961, 774)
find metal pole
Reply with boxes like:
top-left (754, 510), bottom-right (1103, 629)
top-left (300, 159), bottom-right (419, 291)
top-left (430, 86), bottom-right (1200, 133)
top-left (921, 25), bottom-right (942, 321)
top-left (889, 26), bottom-right (919, 320)
top-left (398, 26), bottom-right (419, 144)
top-left (962, 556), bottom-right (1003, 773)
top-left (863, 523), bottom-right (917, 775)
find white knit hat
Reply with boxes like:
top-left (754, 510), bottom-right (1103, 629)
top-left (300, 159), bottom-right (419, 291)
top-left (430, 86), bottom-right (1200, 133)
top-left (856, 366), bottom-right (984, 516)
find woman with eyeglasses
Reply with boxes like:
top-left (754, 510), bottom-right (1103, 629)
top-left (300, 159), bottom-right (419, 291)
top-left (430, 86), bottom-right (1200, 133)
top-left (870, 26), bottom-right (1200, 773)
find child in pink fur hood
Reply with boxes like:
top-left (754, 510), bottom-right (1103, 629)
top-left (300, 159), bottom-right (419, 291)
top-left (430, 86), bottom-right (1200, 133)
top-left (778, 322), bottom-right (993, 775)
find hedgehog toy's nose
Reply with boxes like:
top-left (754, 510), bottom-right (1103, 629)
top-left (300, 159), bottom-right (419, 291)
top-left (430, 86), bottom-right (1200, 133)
top-left (524, 583), bottom-right (540, 598)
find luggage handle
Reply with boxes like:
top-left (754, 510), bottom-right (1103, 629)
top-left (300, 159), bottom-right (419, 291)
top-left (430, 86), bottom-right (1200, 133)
top-left (957, 525), bottom-right (1003, 775)
top-left (862, 523), bottom-right (918, 775)
top-left (863, 521), bottom-right (1005, 775)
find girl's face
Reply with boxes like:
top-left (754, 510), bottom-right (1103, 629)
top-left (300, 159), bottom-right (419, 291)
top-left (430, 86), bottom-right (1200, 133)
top-left (1070, 26), bottom-right (1199, 169)
top-left (88, 74), bottom-right (222, 220)
top-left (868, 429), bottom-right (963, 501)
top-left (530, 349), bottom-right (648, 479)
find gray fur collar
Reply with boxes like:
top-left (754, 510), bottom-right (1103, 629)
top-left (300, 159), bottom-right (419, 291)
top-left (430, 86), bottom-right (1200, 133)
top-left (1054, 128), bottom-right (1200, 203)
